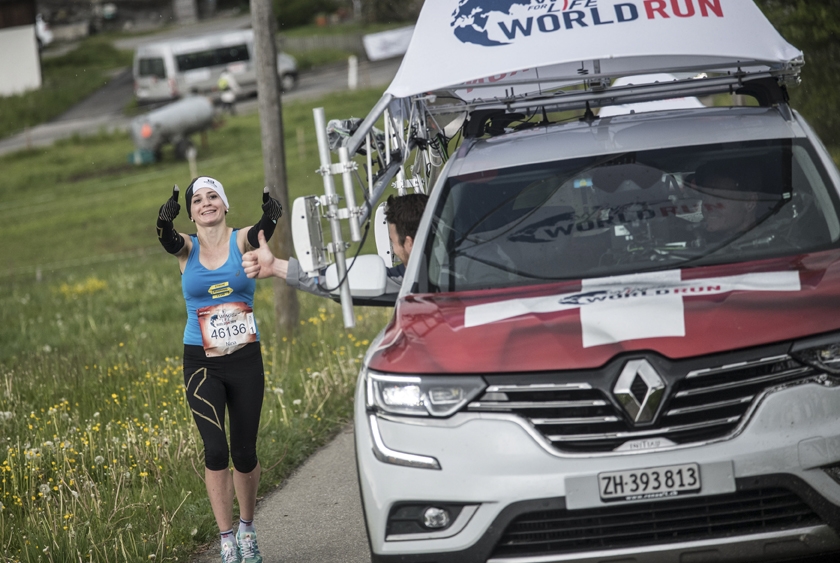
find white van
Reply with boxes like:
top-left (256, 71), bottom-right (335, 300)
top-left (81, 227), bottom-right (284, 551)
top-left (132, 29), bottom-right (298, 102)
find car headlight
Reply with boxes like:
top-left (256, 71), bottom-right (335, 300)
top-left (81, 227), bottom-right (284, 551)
top-left (791, 334), bottom-right (840, 375)
top-left (366, 371), bottom-right (486, 417)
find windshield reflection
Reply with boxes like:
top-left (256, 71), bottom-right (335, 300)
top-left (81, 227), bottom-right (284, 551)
top-left (425, 140), bottom-right (840, 292)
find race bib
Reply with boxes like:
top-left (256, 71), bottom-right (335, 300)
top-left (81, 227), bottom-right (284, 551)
top-left (197, 302), bottom-right (257, 357)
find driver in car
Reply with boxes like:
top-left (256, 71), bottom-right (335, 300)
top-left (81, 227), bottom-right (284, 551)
top-left (693, 164), bottom-right (760, 240)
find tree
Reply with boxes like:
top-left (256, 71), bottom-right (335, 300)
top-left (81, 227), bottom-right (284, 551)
top-left (363, 0), bottom-right (422, 24)
top-left (756, 0), bottom-right (840, 147)
top-left (273, 0), bottom-right (338, 30)
top-left (251, 0), bottom-right (300, 335)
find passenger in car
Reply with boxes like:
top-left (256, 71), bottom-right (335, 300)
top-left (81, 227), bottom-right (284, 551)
top-left (241, 193), bottom-right (429, 295)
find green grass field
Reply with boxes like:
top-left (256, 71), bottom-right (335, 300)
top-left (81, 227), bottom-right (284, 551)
top-left (0, 88), bottom-right (390, 561)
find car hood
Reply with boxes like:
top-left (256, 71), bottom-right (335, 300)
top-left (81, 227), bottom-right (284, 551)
top-left (367, 249), bottom-right (840, 374)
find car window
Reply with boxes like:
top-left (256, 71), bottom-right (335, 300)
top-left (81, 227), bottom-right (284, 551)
top-left (138, 58), bottom-right (166, 79)
top-left (175, 44), bottom-right (250, 72)
top-left (425, 139), bottom-right (840, 292)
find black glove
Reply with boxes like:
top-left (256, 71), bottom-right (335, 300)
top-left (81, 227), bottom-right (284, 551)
top-left (261, 188), bottom-right (283, 222)
top-left (158, 185), bottom-right (181, 222)
top-left (248, 187), bottom-right (282, 248)
top-left (157, 185), bottom-right (185, 255)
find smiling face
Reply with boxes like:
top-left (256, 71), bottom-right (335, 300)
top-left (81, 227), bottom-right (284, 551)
top-left (190, 188), bottom-right (227, 226)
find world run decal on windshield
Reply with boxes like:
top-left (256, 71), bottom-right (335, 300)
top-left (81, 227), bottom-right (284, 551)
top-left (463, 270), bottom-right (801, 347)
top-left (450, 0), bottom-right (724, 47)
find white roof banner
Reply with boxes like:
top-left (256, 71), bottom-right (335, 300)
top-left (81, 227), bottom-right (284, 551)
top-left (386, 0), bottom-right (802, 99)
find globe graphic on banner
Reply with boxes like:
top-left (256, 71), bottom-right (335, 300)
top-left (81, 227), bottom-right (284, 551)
top-left (451, 0), bottom-right (534, 46)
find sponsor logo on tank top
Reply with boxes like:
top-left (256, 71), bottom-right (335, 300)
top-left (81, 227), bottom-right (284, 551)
top-left (208, 282), bottom-right (233, 299)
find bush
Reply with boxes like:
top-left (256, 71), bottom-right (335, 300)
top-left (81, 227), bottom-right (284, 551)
top-left (756, 0), bottom-right (840, 147)
top-left (275, 0), bottom-right (337, 30)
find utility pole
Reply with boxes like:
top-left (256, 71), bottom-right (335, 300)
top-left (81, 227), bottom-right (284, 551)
top-left (250, 0), bottom-right (300, 335)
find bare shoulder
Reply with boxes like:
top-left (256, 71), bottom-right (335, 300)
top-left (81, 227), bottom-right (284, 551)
top-left (238, 226), bottom-right (253, 253)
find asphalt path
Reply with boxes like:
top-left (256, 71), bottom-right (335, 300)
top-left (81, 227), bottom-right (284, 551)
top-left (190, 425), bottom-right (371, 563)
top-left (0, 58), bottom-right (400, 157)
top-left (0, 13), bottom-right (401, 157)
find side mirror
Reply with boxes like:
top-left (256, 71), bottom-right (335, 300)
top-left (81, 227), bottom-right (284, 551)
top-left (324, 255), bottom-right (395, 304)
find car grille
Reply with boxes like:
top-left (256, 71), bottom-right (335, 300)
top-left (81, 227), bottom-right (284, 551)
top-left (467, 355), bottom-right (814, 453)
top-left (491, 487), bottom-right (822, 559)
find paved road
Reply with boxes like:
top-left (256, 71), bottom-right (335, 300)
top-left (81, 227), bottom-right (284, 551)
top-left (0, 57), bottom-right (400, 157)
top-left (0, 12), bottom-right (400, 157)
top-left (190, 425), bottom-right (371, 563)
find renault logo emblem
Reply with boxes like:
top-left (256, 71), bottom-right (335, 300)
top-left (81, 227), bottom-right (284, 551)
top-left (614, 359), bottom-right (666, 424)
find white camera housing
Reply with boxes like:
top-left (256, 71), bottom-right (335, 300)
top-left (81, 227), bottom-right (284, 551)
top-left (291, 196), bottom-right (330, 274)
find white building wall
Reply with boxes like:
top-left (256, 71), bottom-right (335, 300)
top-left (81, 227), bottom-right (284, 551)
top-left (173, 0), bottom-right (198, 24)
top-left (0, 25), bottom-right (41, 97)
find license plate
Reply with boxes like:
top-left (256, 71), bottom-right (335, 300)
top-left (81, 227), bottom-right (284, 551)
top-left (598, 463), bottom-right (700, 502)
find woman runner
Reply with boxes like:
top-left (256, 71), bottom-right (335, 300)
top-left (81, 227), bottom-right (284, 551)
top-left (156, 176), bottom-right (282, 563)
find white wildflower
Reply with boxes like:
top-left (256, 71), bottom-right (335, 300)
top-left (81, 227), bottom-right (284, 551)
top-left (94, 455), bottom-right (105, 465)
top-left (293, 399), bottom-right (302, 406)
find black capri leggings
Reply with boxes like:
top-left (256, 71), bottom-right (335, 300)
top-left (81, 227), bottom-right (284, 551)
top-left (183, 342), bottom-right (264, 472)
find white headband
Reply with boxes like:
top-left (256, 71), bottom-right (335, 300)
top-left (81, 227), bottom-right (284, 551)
top-left (189, 176), bottom-right (230, 211)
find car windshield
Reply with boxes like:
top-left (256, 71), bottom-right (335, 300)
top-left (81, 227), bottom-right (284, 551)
top-left (425, 139), bottom-right (840, 292)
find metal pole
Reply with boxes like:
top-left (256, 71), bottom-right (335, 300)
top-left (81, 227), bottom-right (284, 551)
top-left (366, 133), bottom-right (373, 197)
top-left (384, 108), bottom-right (392, 166)
top-left (314, 107), bottom-right (355, 328)
top-left (348, 55), bottom-right (358, 90)
top-left (346, 94), bottom-right (392, 157)
top-left (338, 146), bottom-right (362, 242)
top-left (391, 110), bottom-right (407, 195)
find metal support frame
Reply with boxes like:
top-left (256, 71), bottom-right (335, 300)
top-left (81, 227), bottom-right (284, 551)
top-left (427, 69), bottom-right (800, 118)
top-left (313, 107), bottom-right (355, 328)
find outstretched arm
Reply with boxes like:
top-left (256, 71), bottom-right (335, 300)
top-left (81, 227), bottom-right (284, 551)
top-left (242, 230), bottom-right (289, 279)
top-left (242, 231), bottom-right (333, 298)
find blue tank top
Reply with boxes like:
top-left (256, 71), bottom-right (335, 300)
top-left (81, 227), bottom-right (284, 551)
top-left (182, 230), bottom-right (259, 346)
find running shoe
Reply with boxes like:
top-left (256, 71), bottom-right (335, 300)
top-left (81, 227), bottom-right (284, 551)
top-left (220, 540), bottom-right (240, 563)
top-left (236, 530), bottom-right (263, 563)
